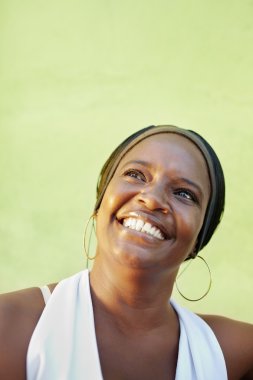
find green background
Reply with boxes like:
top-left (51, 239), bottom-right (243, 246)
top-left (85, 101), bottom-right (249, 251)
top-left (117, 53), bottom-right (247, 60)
top-left (0, 0), bottom-right (252, 322)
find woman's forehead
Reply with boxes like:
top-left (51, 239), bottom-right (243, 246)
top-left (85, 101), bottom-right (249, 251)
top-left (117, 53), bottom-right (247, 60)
top-left (119, 133), bottom-right (208, 170)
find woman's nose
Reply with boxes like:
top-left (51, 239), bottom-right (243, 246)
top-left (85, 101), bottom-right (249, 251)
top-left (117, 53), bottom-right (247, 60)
top-left (137, 184), bottom-right (170, 214)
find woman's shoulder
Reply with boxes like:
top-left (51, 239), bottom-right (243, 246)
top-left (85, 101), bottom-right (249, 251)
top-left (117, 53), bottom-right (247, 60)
top-left (200, 313), bottom-right (253, 380)
top-left (0, 284), bottom-right (56, 380)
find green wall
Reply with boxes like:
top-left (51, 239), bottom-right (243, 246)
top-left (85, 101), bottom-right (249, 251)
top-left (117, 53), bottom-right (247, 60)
top-left (0, 0), bottom-right (252, 322)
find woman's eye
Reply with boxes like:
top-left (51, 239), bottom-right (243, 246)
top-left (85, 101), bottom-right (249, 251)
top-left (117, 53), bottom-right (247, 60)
top-left (124, 169), bottom-right (146, 182)
top-left (175, 189), bottom-right (198, 203)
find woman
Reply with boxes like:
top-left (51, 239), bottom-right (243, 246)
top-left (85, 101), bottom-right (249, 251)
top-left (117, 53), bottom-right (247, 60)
top-left (0, 125), bottom-right (252, 380)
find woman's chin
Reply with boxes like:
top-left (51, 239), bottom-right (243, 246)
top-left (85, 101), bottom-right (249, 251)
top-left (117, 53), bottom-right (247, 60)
top-left (109, 244), bottom-right (168, 271)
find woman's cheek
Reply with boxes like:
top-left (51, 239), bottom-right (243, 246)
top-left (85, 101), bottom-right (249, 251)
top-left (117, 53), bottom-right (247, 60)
top-left (176, 209), bottom-right (202, 244)
top-left (104, 181), bottom-right (138, 212)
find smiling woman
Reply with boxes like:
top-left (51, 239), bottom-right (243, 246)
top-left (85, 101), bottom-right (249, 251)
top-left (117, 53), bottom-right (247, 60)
top-left (94, 130), bottom-right (211, 273)
top-left (0, 125), bottom-right (253, 380)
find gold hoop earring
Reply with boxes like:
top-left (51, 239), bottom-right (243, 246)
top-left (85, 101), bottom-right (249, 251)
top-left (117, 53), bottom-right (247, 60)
top-left (175, 255), bottom-right (212, 302)
top-left (83, 213), bottom-right (97, 262)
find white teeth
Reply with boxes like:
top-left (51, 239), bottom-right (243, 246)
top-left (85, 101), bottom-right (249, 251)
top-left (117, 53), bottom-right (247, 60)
top-left (141, 222), bottom-right (152, 234)
top-left (122, 218), bottom-right (164, 240)
top-left (135, 219), bottom-right (144, 231)
top-left (128, 218), bottom-right (137, 230)
top-left (123, 218), bottom-right (131, 227)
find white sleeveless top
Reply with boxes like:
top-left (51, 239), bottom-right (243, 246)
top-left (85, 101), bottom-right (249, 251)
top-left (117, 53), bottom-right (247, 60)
top-left (27, 270), bottom-right (227, 380)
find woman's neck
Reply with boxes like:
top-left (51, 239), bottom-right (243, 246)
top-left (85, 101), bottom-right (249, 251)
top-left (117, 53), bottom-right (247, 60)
top-left (89, 258), bottom-right (178, 332)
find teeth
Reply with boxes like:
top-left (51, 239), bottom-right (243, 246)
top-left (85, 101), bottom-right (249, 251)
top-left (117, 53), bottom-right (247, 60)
top-left (135, 219), bottom-right (144, 231)
top-left (122, 218), bottom-right (164, 240)
top-left (141, 222), bottom-right (152, 234)
top-left (128, 218), bottom-right (137, 230)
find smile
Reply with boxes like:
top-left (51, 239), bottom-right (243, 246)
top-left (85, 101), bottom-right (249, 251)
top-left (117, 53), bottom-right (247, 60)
top-left (122, 217), bottom-right (165, 240)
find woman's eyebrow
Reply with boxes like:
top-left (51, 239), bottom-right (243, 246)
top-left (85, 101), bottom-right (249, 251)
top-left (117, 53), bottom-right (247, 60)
top-left (121, 160), bottom-right (151, 169)
top-left (177, 177), bottom-right (204, 196)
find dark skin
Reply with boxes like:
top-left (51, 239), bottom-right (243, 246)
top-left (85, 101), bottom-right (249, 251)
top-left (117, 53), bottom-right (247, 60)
top-left (0, 134), bottom-right (253, 379)
top-left (0, 284), bottom-right (56, 380)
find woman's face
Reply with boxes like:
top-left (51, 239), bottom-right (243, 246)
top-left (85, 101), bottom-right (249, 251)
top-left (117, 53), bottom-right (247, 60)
top-left (95, 133), bottom-right (210, 273)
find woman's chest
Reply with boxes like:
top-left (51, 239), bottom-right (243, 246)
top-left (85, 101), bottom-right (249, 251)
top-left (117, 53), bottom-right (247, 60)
top-left (96, 328), bottom-right (179, 380)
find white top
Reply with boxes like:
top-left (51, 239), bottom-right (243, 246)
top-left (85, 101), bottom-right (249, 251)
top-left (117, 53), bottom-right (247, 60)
top-left (27, 270), bottom-right (227, 380)
top-left (39, 286), bottom-right (51, 304)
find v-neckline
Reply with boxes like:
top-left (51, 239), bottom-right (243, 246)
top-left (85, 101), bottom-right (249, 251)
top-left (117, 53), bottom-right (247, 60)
top-left (86, 270), bottom-right (182, 380)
